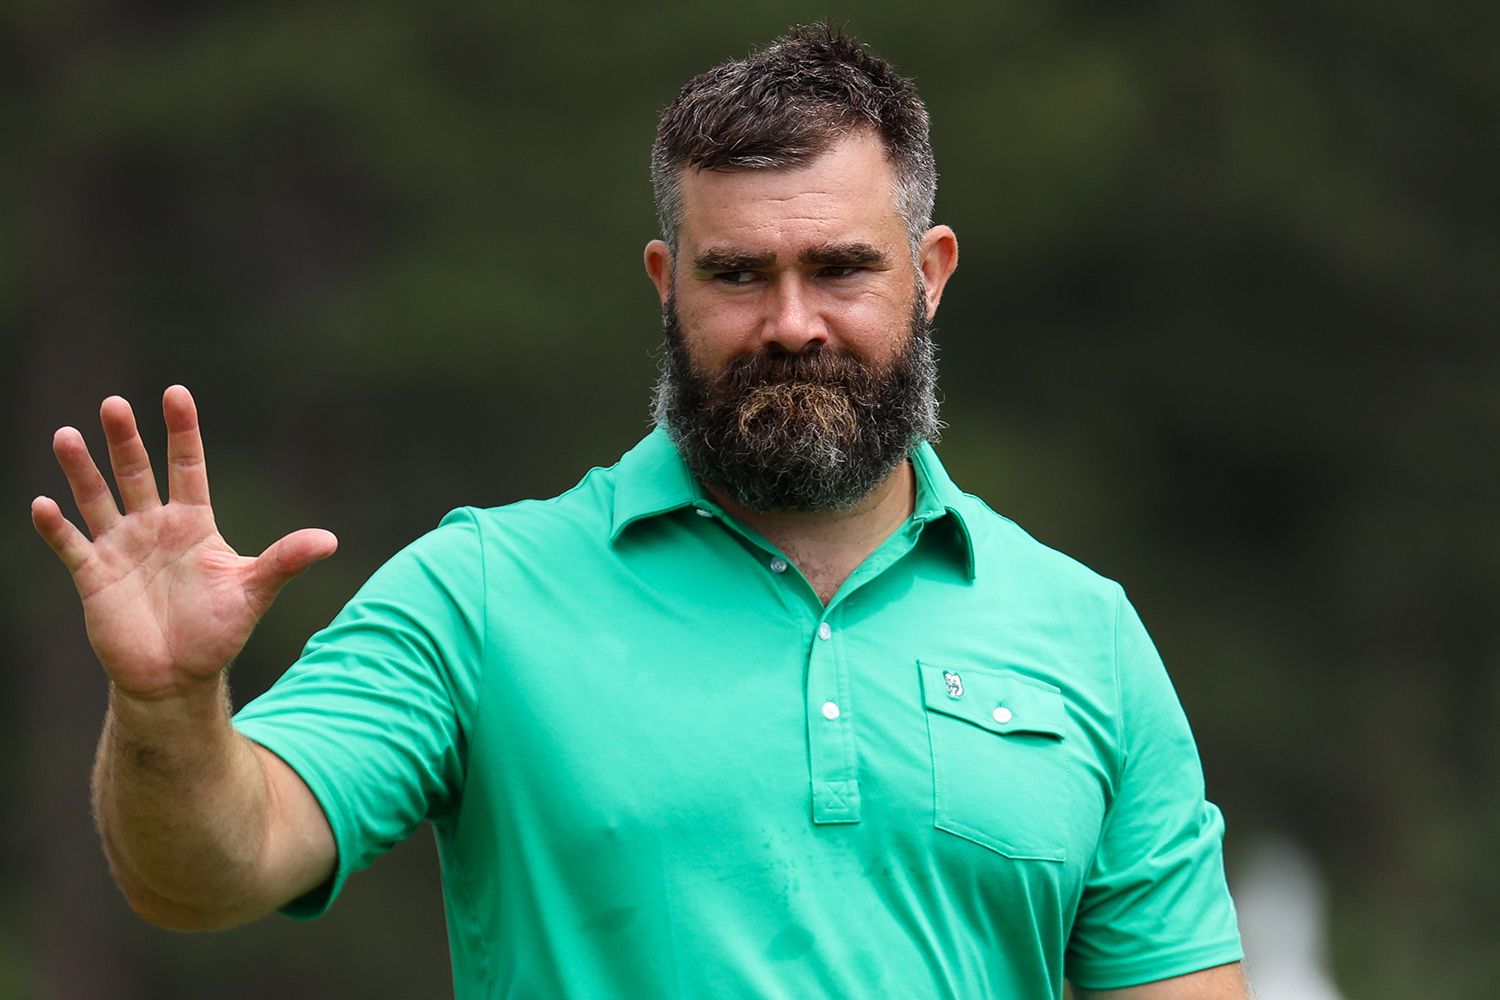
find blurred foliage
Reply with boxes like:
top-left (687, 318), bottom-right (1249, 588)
top-left (3, 3), bottom-right (1496, 998)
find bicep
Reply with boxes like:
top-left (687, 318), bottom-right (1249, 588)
top-left (253, 742), bottom-right (337, 909)
top-left (1071, 962), bottom-right (1252, 1000)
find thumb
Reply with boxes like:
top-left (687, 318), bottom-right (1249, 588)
top-left (248, 528), bottom-right (339, 603)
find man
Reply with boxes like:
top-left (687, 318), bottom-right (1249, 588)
top-left (32, 26), bottom-right (1248, 999)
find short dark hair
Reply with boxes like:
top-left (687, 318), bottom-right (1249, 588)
top-left (650, 24), bottom-right (937, 253)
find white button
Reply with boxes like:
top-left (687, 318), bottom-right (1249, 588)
top-left (817, 622), bottom-right (832, 641)
top-left (769, 557), bottom-right (788, 574)
top-left (992, 706), bottom-right (1013, 724)
top-left (821, 701), bottom-right (841, 720)
top-left (695, 508), bottom-right (713, 518)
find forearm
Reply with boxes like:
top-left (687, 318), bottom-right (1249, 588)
top-left (37, 387), bottom-right (337, 928)
top-left (92, 677), bottom-right (277, 930)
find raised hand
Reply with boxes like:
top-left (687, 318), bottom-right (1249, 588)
top-left (31, 386), bottom-right (338, 701)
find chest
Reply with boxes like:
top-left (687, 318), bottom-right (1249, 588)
top-left (455, 540), bottom-right (1122, 915)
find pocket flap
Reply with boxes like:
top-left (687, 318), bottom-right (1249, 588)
top-left (919, 661), bottom-right (1066, 738)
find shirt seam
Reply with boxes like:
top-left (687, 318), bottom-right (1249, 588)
top-left (465, 505), bottom-right (492, 990)
top-left (1111, 585), bottom-right (1128, 793)
top-left (471, 505), bottom-right (490, 783)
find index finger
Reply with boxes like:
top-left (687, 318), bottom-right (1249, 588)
top-left (163, 385), bottom-right (211, 506)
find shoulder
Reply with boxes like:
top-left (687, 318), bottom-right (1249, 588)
top-left (426, 461), bottom-right (622, 563)
top-left (952, 490), bottom-right (1125, 607)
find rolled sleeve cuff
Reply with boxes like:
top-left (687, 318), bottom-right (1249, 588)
top-left (1067, 938), bottom-right (1246, 992)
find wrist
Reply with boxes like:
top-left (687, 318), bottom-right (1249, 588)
top-left (107, 675), bottom-right (234, 752)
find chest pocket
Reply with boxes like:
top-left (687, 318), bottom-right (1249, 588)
top-left (919, 661), bottom-right (1070, 862)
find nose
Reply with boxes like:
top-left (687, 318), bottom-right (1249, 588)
top-left (760, 278), bottom-right (828, 354)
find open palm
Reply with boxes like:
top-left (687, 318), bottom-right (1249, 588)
top-left (32, 387), bottom-right (337, 700)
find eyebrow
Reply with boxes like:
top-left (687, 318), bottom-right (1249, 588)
top-left (799, 241), bottom-right (889, 267)
top-left (692, 249), bottom-right (776, 272)
top-left (691, 241), bottom-right (890, 272)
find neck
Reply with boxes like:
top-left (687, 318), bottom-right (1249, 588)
top-left (706, 460), bottom-right (917, 604)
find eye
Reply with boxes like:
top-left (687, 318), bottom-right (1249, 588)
top-left (714, 270), bottom-right (761, 286)
top-left (819, 265), bottom-right (864, 279)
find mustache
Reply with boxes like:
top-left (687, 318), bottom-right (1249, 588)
top-left (712, 347), bottom-right (875, 391)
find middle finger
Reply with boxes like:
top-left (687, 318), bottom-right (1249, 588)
top-left (101, 396), bottom-right (162, 512)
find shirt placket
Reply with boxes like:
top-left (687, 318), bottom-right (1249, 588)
top-left (694, 500), bottom-right (938, 829)
top-left (806, 609), bottom-right (860, 824)
top-left (803, 517), bottom-right (941, 825)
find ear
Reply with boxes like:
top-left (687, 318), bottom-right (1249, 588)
top-left (916, 225), bottom-right (959, 320)
top-left (644, 240), bottom-right (673, 305)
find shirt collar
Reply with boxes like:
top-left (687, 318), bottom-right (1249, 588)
top-left (610, 428), bottom-right (977, 580)
top-left (608, 427), bottom-right (708, 540)
top-left (909, 440), bottom-right (978, 581)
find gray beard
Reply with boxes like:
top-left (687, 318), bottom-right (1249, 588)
top-left (651, 290), bottom-right (941, 513)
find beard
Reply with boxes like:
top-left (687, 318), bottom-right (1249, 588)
top-left (651, 287), bottom-right (941, 513)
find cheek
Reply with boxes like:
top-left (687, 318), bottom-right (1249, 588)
top-left (677, 298), bottom-right (759, 361)
top-left (829, 292), bottom-right (917, 357)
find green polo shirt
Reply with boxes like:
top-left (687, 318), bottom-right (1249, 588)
top-left (234, 429), bottom-right (1242, 998)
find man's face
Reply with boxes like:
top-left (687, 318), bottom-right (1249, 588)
top-left (652, 130), bottom-right (927, 374)
top-left (644, 131), bottom-right (958, 512)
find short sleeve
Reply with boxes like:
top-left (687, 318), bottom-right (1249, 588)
top-left (233, 508), bottom-right (485, 919)
top-left (1064, 588), bottom-right (1243, 989)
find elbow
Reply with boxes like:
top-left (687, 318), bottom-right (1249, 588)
top-left (115, 879), bottom-right (261, 933)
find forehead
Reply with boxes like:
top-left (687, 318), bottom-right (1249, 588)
top-left (675, 131), bottom-right (905, 255)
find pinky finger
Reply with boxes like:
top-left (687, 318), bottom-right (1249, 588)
top-left (31, 495), bottom-right (94, 572)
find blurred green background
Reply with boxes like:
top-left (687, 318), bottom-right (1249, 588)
top-left (4, 3), bottom-right (1496, 998)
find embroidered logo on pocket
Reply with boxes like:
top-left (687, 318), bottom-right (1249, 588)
top-left (943, 670), bottom-right (965, 699)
